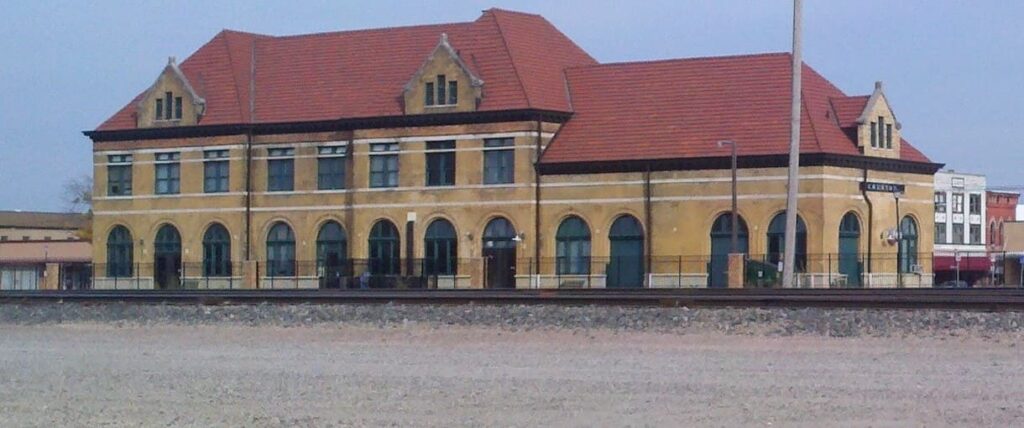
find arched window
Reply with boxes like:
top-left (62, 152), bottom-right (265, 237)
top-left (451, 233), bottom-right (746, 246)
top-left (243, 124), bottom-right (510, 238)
top-left (838, 212), bottom-right (862, 286)
top-left (203, 224), bottom-right (231, 277)
top-left (106, 226), bottom-right (133, 277)
top-left (483, 217), bottom-right (516, 248)
top-left (266, 222), bottom-right (295, 276)
top-left (368, 220), bottom-right (399, 275)
top-left (556, 216), bottom-right (591, 275)
top-left (316, 221), bottom-right (348, 269)
top-left (899, 216), bottom-right (919, 273)
top-left (709, 213), bottom-right (749, 288)
top-left (767, 212), bottom-right (807, 272)
top-left (424, 219), bottom-right (457, 275)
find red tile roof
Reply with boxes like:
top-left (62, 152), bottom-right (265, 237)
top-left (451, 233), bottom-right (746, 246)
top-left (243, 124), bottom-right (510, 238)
top-left (542, 53), bottom-right (932, 164)
top-left (96, 9), bottom-right (595, 130)
top-left (95, 10), bottom-right (932, 166)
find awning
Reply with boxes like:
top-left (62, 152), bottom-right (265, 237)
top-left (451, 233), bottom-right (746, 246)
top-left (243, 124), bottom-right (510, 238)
top-left (933, 256), bottom-right (992, 272)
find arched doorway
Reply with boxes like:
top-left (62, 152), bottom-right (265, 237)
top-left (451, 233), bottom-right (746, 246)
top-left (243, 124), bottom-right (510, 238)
top-left (838, 212), bottom-right (861, 286)
top-left (482, 217), bottom-right (516, 288)
top-left (368, 220), bottom-right (399, 275)
top-left (767, 212), bottom-right (807, 273)
top-left (202, 223), bottom-right (231, 277)
top-left (424, 219), bottom-right (457, 276)
top-left (316, 221), bottom-right (347, 288)
top-left (899, 216), bottom-right (918, 274)
top-left (608, 215), bottom-right (644, 288)
top-left (709, 213), bottom-right (748, 287)
top-left (154, 224), bottom-right (181, 289)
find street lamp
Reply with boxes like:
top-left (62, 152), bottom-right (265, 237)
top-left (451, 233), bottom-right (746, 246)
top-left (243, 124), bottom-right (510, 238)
top-left (717, 140), bottom-right (739, 253)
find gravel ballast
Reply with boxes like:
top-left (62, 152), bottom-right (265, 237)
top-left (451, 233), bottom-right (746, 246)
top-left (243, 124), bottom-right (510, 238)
top-left (2, 302), bottom-right (1024, 337)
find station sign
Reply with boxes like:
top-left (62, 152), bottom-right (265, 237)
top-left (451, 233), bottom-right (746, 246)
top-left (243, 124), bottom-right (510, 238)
top-left (860, 182), bottom-right (906, 193)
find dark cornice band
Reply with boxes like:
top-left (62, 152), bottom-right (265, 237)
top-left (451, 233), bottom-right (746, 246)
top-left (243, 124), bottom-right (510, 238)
top-left (83, 109), bottom-right (574, 142)
top-left (537, 153), bottom-right (944, 176)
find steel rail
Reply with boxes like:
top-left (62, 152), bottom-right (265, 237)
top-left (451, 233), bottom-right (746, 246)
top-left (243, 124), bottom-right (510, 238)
top-left (3, 288), bottom-right (1024, 311)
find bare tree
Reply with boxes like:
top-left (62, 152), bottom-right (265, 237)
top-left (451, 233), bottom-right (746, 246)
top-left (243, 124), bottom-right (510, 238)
top-left (63, 174), bottom-right (92, 213)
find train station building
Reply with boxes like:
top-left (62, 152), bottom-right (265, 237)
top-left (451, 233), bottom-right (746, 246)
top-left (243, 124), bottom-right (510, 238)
top-left (86, 9), bottom-right (942, 290)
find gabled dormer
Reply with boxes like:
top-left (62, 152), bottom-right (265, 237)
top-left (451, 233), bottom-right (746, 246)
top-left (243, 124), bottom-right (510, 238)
top-left (853, 81), bottom-right (901, 159)
top-left (135, 57), bottom-right (206, 128)
top-left (402, 34), bottom-right (484, 115)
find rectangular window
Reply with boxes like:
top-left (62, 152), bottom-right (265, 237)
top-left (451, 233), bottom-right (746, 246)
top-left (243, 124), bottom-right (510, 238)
top-left (425, 82), bottom-right (434, 106)
top-left (483, 138), bottom-right (515, 184)
top-left (935, 222), bottom-right (947, 244)
top-left (885, 123), bottom-right (893, 148)
top-left (154, 152), bottom-right (180, 195)
top-left (877, 117), bottom-right (885, 149)
top-left (267, 148), bottom-right (295, 192)
top-left (969, 194), bottom-right (981, 215)
top-left (448, 81), bottom-right (458, 105)
top-left (870, 121), bottom-right (877, 148)
top-left (436, 75), bottom-right (446, 105)
top-left (952, 193), bottom-right (964, 213)
top-left (203, 150), bottom-right (230, 193)
top-left (970, 224), bottom-right (982, 244)
top-left (164, 92), bottom-right (173, 120)
top-left (426, 141), bottom-right (455, 187)
top-left (174, 97), bottom-right (183, 119)
top-left (934, 192), bottom-right (947, 213)
top-left (106, 154), bottom-right (133, 196)
top-left (952, 223), bottom-right (964, 244)
top-left (317, 145), bottom-right (346, 190)
top-left (369, 143), bottom-right (399, 188)
top-left (155, 98), bottom-right (163, 120)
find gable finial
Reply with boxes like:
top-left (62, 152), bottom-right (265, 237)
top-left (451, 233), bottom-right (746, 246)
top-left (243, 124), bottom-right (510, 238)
top-left (168, 56), bottom-right (177, 66)
top-left (874, 80), bottom-right (883, 91)
top-left (440, 33), bottom-right (448, 44)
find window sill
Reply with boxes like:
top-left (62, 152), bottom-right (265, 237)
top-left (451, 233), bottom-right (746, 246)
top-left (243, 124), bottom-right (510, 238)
top-left (424, 104), bottom-right (457, 109)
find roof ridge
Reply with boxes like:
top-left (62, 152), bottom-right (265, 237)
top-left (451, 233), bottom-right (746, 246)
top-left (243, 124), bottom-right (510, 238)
top-left (219, 31), bottom-right (249, 124)
top-left (800, 88), bottom-right (825, 153)
top-left (265, 21), bottom-right (472, 41)
top-left (484, 8), bottom-right (543, 17)
top-left (487, 9), bottom-right (532, 108)
top-left (220, 28), bottom-right (271, 38)
top-left (567, 51), bottom-right (790, 71)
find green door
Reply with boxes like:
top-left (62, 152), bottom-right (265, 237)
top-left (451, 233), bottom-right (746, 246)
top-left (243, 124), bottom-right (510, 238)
top-left (608, 215), bottom-right (644, 288)
top-left (838, 212), bottom-right (861, 287)
top-left (709, 213), bottom-right (748, 288)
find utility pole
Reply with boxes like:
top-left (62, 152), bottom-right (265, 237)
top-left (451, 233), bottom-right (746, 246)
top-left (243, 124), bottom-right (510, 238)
top-left (782, 0), bottom-right (803, 288)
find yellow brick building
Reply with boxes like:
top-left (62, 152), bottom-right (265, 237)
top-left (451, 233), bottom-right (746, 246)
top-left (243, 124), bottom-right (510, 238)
top-left (86, 9), bottom-right (941, 290)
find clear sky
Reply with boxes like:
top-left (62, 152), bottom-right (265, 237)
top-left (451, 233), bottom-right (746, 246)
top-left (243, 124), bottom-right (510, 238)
top-left (1, 0), bottom-right (1022, 212)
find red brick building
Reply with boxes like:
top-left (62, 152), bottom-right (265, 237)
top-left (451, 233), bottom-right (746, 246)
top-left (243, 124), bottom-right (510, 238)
top-left (988, 191), bottom-right (1020, 251)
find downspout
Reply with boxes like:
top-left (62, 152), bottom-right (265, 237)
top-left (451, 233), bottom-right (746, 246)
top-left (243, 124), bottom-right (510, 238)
top-left (533, 119), bottom-right (542, 267)
top-left (244, 129), bottom-right (253, 260)
top-left (244, 42), bottom-right (256, 261)
top-left (861, 168), bottom-right (873, 276)
top-left (643, 166), bottom-right (653, 285)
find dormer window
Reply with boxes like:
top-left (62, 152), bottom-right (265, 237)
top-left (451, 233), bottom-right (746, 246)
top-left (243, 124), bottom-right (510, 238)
top-left (870, 116), bottom-right (893, 149)
top-left (155, 91), bottom-right (183, 121)
top-left (425, 74), bottom-right (458, 106)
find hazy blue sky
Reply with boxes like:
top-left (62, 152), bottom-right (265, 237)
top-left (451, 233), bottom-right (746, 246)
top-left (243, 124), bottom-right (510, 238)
top-left (1, 1), bottom-right (1022, 211)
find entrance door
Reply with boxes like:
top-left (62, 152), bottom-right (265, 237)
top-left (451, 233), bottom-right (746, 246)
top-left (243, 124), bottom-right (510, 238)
top-left (709, 213), bottom-right (748, 288)
top-left (608, 215), bottom-right (644, 288)
top-left (838, 212), bottom-right (861, 287)
top-left (154, 224), bottom-right (182, 289)
top-left (483, 218), bottom-right (517, 288)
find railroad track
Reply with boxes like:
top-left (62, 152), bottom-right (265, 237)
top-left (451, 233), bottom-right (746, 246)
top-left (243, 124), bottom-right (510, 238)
top-left (3, 288), bottom-right (1024, 310)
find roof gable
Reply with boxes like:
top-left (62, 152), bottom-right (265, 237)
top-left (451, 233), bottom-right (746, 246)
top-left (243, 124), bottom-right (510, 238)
top-left (94, 9), bottom-right (591, 131)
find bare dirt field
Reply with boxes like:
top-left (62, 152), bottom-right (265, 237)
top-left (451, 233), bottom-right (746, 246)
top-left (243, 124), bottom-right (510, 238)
top-left (1, 323), bottom-right (1023, 427)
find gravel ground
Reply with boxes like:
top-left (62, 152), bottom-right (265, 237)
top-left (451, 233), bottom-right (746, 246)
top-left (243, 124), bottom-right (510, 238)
top-left (1, 323), bottom-right (1023, 427)
top-left (3, 302), bottom-right (1024, 338)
